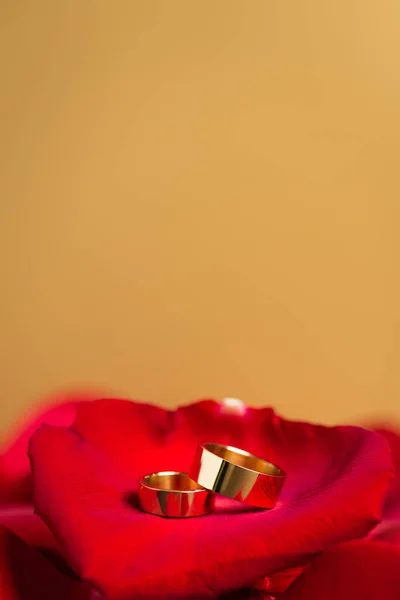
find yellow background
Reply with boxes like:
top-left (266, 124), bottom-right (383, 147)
top-left (1, 1), bottom-right (399, 437)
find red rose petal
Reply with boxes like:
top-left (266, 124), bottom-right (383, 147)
top-left (0, 526), bottom-right (94, 600)
top-left (367, 427), bottom-right (400, 546)
top-left (30, 399), bottom-right (392, 599)
top-left (253, 566), bottom-right (305, 594)
top-left (0, 393), bottom-right (93, 504)
top-left (280, 540), bottom-right (400, 600)
top-left (373, 428), bottom-right (400, 519)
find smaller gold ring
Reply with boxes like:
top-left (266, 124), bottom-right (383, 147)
top-left (138, 471), bottom-right (214, 517)
top-left (189, 443), bottom-right (286, 509)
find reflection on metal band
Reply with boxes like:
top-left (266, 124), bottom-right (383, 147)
top-left (138, 471), bottom-right (214, 518)
top-left (189, 443), bottom-right (286, 509)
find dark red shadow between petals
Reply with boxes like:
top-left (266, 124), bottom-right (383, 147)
top-left (0, 505), bottom-right (57, 551)
top-left (367, 426), bottom-right (400, 546)
top-left (0, 526), bottom-right (94, 600)
top-left (280, 540), bottom-right (400, 600)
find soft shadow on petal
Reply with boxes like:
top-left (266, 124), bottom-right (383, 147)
top-left (0, 525), bottom-right (94, 600)
top-left (280, 540), bottom-right (400, 600)
top-left (29, 399), bottom-right (392, 600)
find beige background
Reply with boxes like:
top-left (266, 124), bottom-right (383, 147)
top-left (1, 1), bottom-right (399, 437)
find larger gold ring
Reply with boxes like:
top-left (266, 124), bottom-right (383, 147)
top-left (189, 443), bottom-right (286, 509)
top-left (138, 471), bottom-right (214, 517)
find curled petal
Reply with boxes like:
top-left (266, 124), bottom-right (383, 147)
top-left (0, 392), bottom-right (100, 504)
top-left (30, 399), bottom-right (392, 599)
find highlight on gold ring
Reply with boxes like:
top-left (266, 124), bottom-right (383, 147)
top-left (138, 471), bottom-right (214, 518)
top-left (189, 443), bottom-right (286, 509)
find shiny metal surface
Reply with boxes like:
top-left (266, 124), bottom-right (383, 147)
top-left (138, 471), bottom-right (213, 517)
top-left (189, 443), bottom-right (286, 509)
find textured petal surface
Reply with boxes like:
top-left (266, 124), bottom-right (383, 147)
top-left (30, 398), bottom-right (392, 599)
top-left (0, 526), bottom-right (94, 600)
top-left (280, 540), bottom-right (400, 600)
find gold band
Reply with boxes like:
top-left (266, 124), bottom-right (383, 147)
top-left (189, 443), bottom-right (286, 509)
top-left (138, 471), bottom-right (214, 517)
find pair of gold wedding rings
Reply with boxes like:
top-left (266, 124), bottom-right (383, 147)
top-left (138, 442), bottom-right (286, 517)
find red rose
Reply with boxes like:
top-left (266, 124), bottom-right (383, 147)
top-left (1, 395), bottom-right (399, 599)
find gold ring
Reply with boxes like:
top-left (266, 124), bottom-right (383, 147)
top-left (138, 471), bottom-right (214, 517)
top-left (189, 443), bottom-right (286, 509)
